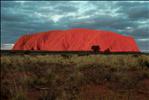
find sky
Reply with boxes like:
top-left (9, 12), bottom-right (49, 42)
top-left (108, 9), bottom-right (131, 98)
top-left (1, 1), bottom-right (149, 51)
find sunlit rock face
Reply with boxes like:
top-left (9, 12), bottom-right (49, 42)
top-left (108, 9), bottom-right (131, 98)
top-left (12, 28), bottom-right (140, 52)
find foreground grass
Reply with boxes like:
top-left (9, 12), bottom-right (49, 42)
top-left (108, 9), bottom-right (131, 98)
top-left (1, 54), bottom-right (149, 100)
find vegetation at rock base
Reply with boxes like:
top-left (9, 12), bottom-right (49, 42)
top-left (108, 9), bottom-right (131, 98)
top-left (1, 54), bottom-right (149, 100)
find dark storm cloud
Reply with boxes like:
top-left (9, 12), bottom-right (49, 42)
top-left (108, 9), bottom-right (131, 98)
top-left (1, 1), bottom-right (149, 51)
top-left (54, 5), bottom-right (78, 13)
top-left (117, 2), bottom-right (149, 20)
top-left (68, 15), bottom-right (136, 30)
top-left (128, 7), bottom-right (149, 19)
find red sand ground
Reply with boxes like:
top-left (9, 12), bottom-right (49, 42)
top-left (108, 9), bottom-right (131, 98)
top-left (13, 28), bottom-right (140, 52)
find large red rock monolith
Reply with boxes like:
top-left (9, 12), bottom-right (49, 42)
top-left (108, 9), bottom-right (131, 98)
top-left (13, 28), bottom-right (140, 52)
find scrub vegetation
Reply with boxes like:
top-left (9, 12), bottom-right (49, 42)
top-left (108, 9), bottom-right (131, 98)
top-left (1, 54), bottom-right (149, 100)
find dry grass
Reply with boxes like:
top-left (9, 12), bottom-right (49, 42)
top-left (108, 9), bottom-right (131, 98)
top-left (1, 54), bottom-right (149, 100)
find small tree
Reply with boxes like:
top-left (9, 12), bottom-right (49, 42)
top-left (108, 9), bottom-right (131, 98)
top-left (91, 45), bottom-right (100, 52)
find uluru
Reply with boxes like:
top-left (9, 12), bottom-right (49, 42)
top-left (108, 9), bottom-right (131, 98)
top-left (12, 28), bottom-right (140, 52)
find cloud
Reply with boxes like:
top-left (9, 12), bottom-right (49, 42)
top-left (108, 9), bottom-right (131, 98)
top-left (137, 38), bottom-right (149, 42)
top-left (1, 1), bottom-right (149, 51)
top-left (1, 44), bottom-right (14, 50)
top-left (136, 41), bottom-right (149, 52)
